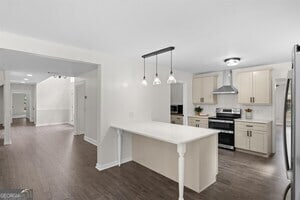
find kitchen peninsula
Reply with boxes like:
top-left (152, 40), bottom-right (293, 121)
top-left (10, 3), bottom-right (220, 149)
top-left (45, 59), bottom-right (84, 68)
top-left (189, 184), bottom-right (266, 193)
top-left (111, 121), bottom-right (219, 200)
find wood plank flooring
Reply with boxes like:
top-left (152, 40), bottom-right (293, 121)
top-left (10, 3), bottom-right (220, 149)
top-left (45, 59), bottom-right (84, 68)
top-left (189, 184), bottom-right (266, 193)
top-left (0, 118), bottom-right (289, 199)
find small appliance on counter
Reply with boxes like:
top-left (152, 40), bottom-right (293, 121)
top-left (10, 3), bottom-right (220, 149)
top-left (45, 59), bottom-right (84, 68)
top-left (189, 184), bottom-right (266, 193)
top-left (170, 105), bottom-right (183, 115)
top-left (208, 108), bottom-right (241, 150)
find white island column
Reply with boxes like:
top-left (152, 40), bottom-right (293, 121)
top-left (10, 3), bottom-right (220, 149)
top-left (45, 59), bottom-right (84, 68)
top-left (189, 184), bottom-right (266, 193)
top-left (177, 143), bottom-right (186, 200)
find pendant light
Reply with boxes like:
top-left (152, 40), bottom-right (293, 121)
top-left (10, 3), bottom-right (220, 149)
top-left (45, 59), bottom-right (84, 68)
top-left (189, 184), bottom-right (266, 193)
top-left (167, 50), bottom-right (176, 84)
top-left (153, 55), bottom-right (161, 85)
top-left (141, 58), bottom-right (148, 86)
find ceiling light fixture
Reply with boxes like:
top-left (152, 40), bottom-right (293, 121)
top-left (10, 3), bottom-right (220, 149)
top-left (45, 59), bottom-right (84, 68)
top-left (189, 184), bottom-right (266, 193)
top-left (27, 74), bottom-right (33, 77)
top-left (224, 57), bottom-right (241, 66)
top-left (141, 58), bottom-right (148, 86)
top-left (153, 55), bottom-right (161, 85)
top-left (24, 78), bottom-right (29, 81)
top-left (167, 50), bottom-right (176, 84)
top-left (142, 46), bottom-right (175, 86)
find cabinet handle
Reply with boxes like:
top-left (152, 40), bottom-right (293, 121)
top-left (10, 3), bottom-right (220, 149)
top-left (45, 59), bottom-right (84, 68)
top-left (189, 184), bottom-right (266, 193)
top-left (253, 97), bottom-right (255, 103)
top-left (246, 125), bottom-right (253, 127)
top-left (247, 131), bottom-right (249, 137)
top-left (250, 131), bottom-right (252, 137)
top-left (250, 97), bottom-right (252, 103)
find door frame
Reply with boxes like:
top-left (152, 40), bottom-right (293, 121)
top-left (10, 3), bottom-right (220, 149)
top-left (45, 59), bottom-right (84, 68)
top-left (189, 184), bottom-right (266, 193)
top-left (74, 80), bottom-right (86, 135)
top-left (11, 89), bottom-right (33, 122)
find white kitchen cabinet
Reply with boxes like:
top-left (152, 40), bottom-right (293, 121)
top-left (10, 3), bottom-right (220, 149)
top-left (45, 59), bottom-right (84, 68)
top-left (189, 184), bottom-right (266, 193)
top-left (171, 115), bottom-right (183, 125)
top-left (235, 120), bottom-right (272, 156)
top-left (237, 69), bottom-right (271, 105)
top-left (235, 130), bottom-right (250, 150)
top-left (192, 75), bottom-right (217, 104)
top-left (188, 116), bottom-right (208, 128)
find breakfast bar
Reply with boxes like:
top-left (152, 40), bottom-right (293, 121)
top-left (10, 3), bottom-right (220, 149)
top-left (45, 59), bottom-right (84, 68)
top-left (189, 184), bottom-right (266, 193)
top-left (111, 121), bottom-right (219, 200)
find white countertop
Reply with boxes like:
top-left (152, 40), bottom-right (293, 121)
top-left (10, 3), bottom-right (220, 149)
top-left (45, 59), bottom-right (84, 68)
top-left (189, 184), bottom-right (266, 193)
top-left (235, 118), bottom-right (273, 124)
top-left (111, 121), bottom-right (219, 145)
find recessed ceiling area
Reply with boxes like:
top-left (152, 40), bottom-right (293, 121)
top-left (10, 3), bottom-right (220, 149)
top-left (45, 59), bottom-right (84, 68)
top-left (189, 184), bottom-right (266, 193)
top-left (0, 48), bottom-right (98, 77)
top-left (0, 0), bottom-right (299, 73)
top-left (10, 71), bottom-right (51, 84)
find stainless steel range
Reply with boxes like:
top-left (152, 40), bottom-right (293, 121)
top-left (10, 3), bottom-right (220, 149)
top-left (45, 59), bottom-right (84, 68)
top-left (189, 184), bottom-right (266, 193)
top-left (208, 108), bottom-right (241, 150)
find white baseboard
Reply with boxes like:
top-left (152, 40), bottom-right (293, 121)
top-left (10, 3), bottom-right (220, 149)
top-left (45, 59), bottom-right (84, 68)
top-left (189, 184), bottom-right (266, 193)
top-left (95, 157), bottom-right (132, 171)
top-left (35, 122), bottom-right (70, 127)
top-left (84, 136), bottom-right (98, 146)
top-left (12, 115), bottom-right (26, 119)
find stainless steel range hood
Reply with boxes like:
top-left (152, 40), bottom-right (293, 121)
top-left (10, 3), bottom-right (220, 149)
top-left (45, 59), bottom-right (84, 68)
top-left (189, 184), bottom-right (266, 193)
top-left (212, 70), bottom-right (238, 94)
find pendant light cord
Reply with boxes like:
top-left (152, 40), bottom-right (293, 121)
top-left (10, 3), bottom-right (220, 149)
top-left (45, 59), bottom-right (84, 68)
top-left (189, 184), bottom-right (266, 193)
top-left (143, 58), bottom-right (146, 78)
top-left (170, 50), bottom-right (173, 74)
top-left (156, 55), bottom-right (158, 76)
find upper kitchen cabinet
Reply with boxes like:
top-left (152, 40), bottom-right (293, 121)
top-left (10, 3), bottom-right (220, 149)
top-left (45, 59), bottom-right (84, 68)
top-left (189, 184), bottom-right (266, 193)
top-left (192, 75), bottom-right (217, 104)
top-left (237, 69), bottom-right (272, 105)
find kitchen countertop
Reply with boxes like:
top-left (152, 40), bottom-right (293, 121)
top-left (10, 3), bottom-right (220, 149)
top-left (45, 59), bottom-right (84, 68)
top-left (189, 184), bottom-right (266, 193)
top-left (235, 118), bottom-right (273, 124)
top-left (170, 113), bottom-right (184, 116)
top-left (111, 121), bottom-right (219, 144)
top-left (188, 115), bottom-right (209, 118)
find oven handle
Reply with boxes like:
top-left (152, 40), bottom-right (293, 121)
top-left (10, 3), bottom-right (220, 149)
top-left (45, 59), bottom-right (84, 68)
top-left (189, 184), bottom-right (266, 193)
top-left (218, 130), bottom-right (234, 134)
top-left (209, 119), bottom-right (234, 124)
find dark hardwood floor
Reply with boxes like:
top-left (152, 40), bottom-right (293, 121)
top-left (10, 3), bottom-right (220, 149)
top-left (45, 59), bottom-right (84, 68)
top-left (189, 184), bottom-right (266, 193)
top-left (0, 120), bottom-right (289, 200)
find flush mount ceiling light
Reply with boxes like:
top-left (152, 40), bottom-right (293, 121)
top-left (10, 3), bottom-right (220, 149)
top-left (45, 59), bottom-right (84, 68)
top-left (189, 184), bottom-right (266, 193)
top-left (24, 78), bottom-right (29, 81)
top-left (224, 57), bottom-right (241, 66)
top-left (167, 50), bottom-right (176, 84)
top-left (153, 55), bottom-right (161, 85)
top-left (141, 46), bottom-right (175, 86)
top-left (141, 58), bottom-right (148, 86)
top-left (27, 74), bottom-right (33, 77)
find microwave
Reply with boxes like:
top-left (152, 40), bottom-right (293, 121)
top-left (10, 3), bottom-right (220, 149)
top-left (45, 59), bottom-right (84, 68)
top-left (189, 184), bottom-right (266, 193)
top-left (171, 105), bottom-right (183, 114)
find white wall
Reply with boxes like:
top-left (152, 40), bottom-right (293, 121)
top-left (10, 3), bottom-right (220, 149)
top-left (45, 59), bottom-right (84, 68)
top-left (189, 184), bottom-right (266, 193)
top-left (12, 93), bottom-right (26, 117)
top-left (171, 83), bottom-right (183, 105)
top-left (0, 86), bottom-right (3, 125)
top-left (36, 77), bottom-right (72, 126)
top-left (75, 70), bottom-right (98, 143)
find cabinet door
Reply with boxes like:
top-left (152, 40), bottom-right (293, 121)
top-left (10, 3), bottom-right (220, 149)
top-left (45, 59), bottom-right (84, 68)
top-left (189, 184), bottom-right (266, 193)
top-left (235, 130), bottom-right (250, 150)
top-left (192, 77), bottom-right (203, 104)
top-left (253, 70), bottom-right (271, 104)
top-left (202, 76), bottom-right (217, 104)
top-left (237, 72), bottom-right (253, 104)
top-left (249, 131), bottom-right (265, 153)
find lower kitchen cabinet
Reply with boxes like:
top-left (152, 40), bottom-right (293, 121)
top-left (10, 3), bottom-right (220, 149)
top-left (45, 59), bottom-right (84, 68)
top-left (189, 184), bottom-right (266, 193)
top-left (235, 120), bottom-right (272, 157)
top-left (170, 115), bottom-right (183, 125)
top-left (188, 116), bottom-right (208, 128)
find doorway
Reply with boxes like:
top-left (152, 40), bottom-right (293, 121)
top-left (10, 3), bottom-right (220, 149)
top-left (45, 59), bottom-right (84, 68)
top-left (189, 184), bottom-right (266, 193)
top-left (75, 82), bottom-right (85, 135)
top-left (11, 91), bottom-right (33, 126)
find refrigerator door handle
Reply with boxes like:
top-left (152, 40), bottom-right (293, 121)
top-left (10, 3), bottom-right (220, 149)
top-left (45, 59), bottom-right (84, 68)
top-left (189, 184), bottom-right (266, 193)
top-left (283, 78), bottom-right (291, 173)
top-left (283, 183), bottom-right (291, 200)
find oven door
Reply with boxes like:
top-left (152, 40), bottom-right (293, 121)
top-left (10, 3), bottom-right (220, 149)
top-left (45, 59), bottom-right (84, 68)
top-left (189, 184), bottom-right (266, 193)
top-left (218, 130), bottom-right (235, 150)
top-left (208, 119), bottom-right (234, 130)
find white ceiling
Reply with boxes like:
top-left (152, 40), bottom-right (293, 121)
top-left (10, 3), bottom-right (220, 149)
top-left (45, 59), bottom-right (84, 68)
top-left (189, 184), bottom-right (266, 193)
top-left (0, 49), bottom-right (98, 77)
top-left (10, 71), bottom-right (51, 84)
top-left (0, 0), bottom-right (299, 73)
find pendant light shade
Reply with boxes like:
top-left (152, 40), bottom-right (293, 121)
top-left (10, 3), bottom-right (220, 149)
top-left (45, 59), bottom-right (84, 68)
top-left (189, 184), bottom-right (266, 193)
top-left (153, 55), bottom-right (161, 85)
top-left (167, 50), bottom-right (176, 84)
top-left (141, 58), bottom-right (148, 86)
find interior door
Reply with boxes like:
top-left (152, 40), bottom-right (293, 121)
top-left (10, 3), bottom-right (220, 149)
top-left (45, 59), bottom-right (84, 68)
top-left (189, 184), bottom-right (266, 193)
top-left (238, 72), bottom-right (253, 104)
top-left (253, 70), bottom-right (271, 104)
top-left (192, 77), bottom-right (202, 104)
top-left (76, 84), bottom-right (85, 135)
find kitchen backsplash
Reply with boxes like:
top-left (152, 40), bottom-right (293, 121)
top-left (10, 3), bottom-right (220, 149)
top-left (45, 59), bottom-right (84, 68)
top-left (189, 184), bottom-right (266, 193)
top-left (199, 94), bottom-right (273, 120)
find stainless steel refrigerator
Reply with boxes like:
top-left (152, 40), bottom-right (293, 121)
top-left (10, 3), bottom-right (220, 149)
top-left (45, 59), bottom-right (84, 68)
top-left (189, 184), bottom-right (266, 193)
top-left (283, 44), bottom-right (300, 200)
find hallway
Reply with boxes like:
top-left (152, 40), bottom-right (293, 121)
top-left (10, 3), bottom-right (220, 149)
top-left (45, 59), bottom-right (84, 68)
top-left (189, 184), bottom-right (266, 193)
top-left (0, 125), bottom-right (289, 199)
